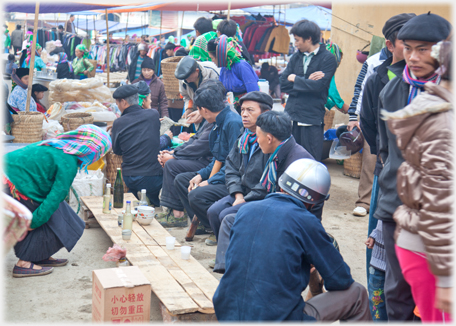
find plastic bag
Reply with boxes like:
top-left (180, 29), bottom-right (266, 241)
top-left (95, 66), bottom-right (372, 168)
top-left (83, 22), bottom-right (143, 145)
top-left (69, 169), bottom-right (104, 217)
top-left (160, 116), bottom-right (175, 136)
top-left (42, 119), bottom-right (64, 139)
top-left (178, 132), bottom-right (191, 141)
top-left (48, 77), bottom-right (114, 104)
top-left (45, 40), bottom-right (57, 54)
top-left (102, 244), bottom-right (127, 262)
top-left (2, 193), bottom-right (33, 254)
top-left (46, 102), bottom-right (67, 121)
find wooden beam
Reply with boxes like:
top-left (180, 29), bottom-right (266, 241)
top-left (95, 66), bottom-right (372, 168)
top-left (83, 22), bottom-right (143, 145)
top-left (105, 9), bottom-right (110, 87)
top-left (227, 2), bottom-right (231, 21)
top-left (25, 2), bottom-right (39, 113)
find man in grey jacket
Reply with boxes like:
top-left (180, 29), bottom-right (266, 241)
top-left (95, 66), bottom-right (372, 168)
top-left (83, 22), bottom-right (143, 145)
top-left (11, 25), bottom-right (23, 55)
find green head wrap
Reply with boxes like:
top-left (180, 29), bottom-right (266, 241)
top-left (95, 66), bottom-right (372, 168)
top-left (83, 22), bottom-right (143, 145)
top-left (76, 44), bottom-right (89, 58)
top-left (138, 94), bottom-right (147, 106)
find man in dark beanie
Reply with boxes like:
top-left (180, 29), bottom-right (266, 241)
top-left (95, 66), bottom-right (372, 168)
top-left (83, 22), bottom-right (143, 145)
top-left (110, 84), bottom-right (163, 206)
top-left (374, 12), bottom-right (451, 321)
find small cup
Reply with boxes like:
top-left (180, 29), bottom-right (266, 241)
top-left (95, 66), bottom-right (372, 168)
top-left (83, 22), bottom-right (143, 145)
top-left (166, 236), bottom-right (176, 250)
top-left (181, 246), bottom-right (191, 260)
top-left (122, 229), bottom-right (132, 240)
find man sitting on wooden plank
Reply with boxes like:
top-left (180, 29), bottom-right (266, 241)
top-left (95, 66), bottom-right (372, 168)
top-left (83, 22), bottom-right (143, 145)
top-left (173, 80), bottom-right (243, 236)
top-left (213, 159), bottom-right (371, 322)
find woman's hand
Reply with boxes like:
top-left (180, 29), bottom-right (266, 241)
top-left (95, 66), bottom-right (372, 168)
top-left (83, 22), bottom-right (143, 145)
top-left (27, 226), bottom-right (34, 231)
top-left (435, 287), bottom-right (452, 314)
top-left (165, 130), bottom-right (173, 138)
top-left (83, 70), bottom-right (88, 75)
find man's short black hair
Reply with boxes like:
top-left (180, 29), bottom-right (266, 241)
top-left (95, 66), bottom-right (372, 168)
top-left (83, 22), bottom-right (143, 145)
top-left (290, 20), bottom-right (321, 45)
top-left (16, 24), bottom-right (21, 29)
top-left (70, 14), bottom-right (75, 18)
top-left (256, 111), bottom-right (292, 141)
top-left (164, 42), bottom-right (176, 51)
top-left (199, 78), bottom-right (227, 96)
top-left (387, 30), bottom-right (399, 46)
top-left (194, 80), bottom-right (226, 113)
top-left (58, 25), bottom-right (63, 30)
top-left (217, 19), bottom-right (237, 37)
top-left (8, 54), bottom-right (15, 61)
top-left (193, 17), bottom-right (213, 35)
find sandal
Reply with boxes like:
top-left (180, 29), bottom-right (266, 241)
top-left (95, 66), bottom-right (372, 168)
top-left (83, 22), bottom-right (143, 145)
top-left (31, 258), bottom-right (68, 267)
top-left (13, 263), bottom-right (54, 278)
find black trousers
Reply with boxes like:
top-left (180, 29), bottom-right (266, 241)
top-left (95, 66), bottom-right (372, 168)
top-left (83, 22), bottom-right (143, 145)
top-left (292, 122), bottom-right (324, 162)
top-left (382, 219), bottom-right (416, 320)
top-left (13, 46), bottom-right (21, 54)
top-left (174, 172), bottom-right (229, 229)
top-left (160, 158), bottom-right (207, 211)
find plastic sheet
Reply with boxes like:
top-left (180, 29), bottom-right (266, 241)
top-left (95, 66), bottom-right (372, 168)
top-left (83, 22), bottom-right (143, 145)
top-left (48, 77), bottom-right (114, 104)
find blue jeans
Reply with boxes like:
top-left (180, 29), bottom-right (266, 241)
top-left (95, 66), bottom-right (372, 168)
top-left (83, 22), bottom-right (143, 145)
top-left (366, 175), bottom-right (379, 281)
top-left (123, 175), bottom-right (163, 207)
top-left (368, 266), bottom-right (387, 321)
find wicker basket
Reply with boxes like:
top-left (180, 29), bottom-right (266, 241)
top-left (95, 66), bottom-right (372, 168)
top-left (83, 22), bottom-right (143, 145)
top-left (11, 111), bottom-right (44, 143)
top-left (324, 109), bottom-right (335, 131)
top-left (161, 56), bottom-right (184, 100)
top-left (61, 112), bottom-right (94, 132)
top-left (343, 151), bottom-right (363, 179)
top-left (105, 151), bottom-right (129, 193)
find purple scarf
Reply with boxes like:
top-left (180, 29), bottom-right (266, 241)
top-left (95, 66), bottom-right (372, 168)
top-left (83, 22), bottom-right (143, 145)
top-left (402, 65), bottom-right (439, 104)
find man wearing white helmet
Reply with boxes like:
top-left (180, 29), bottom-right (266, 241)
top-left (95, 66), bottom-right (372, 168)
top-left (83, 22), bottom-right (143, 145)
top-left (213, 159), bottom-right (370, 321)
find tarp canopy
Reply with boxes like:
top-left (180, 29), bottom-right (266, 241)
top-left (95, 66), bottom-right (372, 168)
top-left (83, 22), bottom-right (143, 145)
top-left (242, 5), bottom-right (332, 30)
top-left (107, 27), bottom-right (175, 38)
top-left (46, 19), bottom-right (148, 32)
top-left (4, 2), bottom-right (115, 13)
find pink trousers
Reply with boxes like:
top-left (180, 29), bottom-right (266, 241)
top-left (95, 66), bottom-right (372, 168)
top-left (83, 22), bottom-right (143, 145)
top-left (396, 245), bottom-right (452, 323)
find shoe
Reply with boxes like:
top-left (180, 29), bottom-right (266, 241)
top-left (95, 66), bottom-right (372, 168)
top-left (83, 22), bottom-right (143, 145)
top-left (13, 263), bottom-right (54, 278)
top-left (205, 235), bottom-right (217, 246)
top-left (194, 223), bottom-right (209, 235)
top-left (353, 206), bottom-right (367, 216)
top-left (208, 259), bottom-right (216, 269)
top-left (31, 258), bottom-right (68, 267)
top-left (157, 210), bottom-right (188, 228)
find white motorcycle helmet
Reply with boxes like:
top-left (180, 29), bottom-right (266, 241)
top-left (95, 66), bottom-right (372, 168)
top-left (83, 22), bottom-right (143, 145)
top-left (278, 159), bottom-right (331, 204)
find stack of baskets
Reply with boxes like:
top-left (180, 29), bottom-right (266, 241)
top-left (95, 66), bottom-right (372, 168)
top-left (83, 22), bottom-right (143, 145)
top-left (161, 56), bottom-right (184, 100)
top-left (61, 112), bottom-right (94, 132)
top-left (324, 108), bottom-right (335, 131)
top-left (105, 151), bottom-right (129, 193)
top-left (11, 111), bottom-right (45, 143)
top-left (343, 151), bottom-right (363, 178)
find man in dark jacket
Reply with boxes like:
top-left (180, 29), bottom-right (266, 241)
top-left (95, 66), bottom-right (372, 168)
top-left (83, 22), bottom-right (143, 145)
top-left (212, 110), bottom-right (315, 273)
top-left (216, 19), bottom-right (254, 66)
top-left (11, 25), bottom-right (23, 55)
top-left (279, 20), bottom-right (337, 162)
top-left (206, 91), bottom-right (273, 245)
top-left (260, 62), bottom-right (280, 98)
top-left (374, 13), bottom-right (451, 321)
top-left (111, 85), bottom-right (163, 206)
top-left (174, 80), bottom-right (242, 231)
top-left (127, 43), bottom-right (148, 83)
top-left (213, 159), bottom-right (371, 322)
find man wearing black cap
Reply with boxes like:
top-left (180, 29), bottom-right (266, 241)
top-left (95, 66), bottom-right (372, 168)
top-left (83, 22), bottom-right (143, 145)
top-left (111, 84), bottom-right (163, 206)
top-left (358, 12), bottom-right (416, 321)
top-left (374, 12), bottom-right (451, 321)
top-left (175, 56), bottom-right (219, 125)
top-left (205, 91), bottom-right (273, 246)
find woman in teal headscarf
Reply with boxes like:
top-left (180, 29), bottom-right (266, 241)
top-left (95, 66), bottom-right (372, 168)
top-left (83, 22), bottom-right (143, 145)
top-left (22, 43), bottom-right (46, 71)
top-left (72, 44), bottom-right (94, 79)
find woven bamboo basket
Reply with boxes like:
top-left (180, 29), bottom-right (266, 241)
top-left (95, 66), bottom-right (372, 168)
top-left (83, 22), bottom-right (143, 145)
top-left (324, 109), bottom-right (335, 131)
top-left (161, 56), bottom-right (184, 100)
top-left (61, 112), bottom-right (94, 132)
top-left (343, 151), bottom-right (363, 179)
top-left (105, 151), bottom-right (129, 193)
top-left (11, 111), bottom-right (44, 143)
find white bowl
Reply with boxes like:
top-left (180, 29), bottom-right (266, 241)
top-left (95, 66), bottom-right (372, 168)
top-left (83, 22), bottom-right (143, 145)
top-left (121, 209), bottom-right (138, 220)
top-left (137, 217), bottom-right (154, 225)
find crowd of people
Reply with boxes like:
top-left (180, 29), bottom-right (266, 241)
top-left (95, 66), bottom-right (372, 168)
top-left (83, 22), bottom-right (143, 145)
top-left (3, 11), bottom-right (453, 323)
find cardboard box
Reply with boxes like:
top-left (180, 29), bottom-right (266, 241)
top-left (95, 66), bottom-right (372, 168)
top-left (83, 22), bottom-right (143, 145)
top-left (92, 266), bottom-right (151, 323)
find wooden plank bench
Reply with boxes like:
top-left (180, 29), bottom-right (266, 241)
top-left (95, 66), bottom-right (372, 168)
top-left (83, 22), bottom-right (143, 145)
top-left (81, 194), bottom-right (219, 322)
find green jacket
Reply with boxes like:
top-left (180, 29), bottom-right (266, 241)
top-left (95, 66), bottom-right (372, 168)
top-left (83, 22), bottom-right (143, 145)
top-left (4, 143), bottom-right (79, 229)
top-left (325, 76), bottom-right (345, 110)
top-left (72, 57), bottom-right (94, 75)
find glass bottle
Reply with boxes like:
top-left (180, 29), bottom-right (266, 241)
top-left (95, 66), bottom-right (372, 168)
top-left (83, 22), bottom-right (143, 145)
top-left (113, 168), bottom-right (124, 208)
top-left (102, 183), bottom-right (112, 214)
top-left (138, 189), bottom-right (148, 207)
top-left (122, 201), bottom-right (133, 232)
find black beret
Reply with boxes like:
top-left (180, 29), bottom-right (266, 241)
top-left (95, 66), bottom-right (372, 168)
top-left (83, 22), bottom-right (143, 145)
top-left (113, 85), bottom-right (138, 99)
top-left (141, 57), bottom-right (155, 71)
top-left (15, 68), bottom-right (29, 79)
top-left (398, 12), bottom-right (452, 43)
top-left (175, 56), bottom-right (198, 80)
top-left (239, 91), bottom-right (273, 109)
top-left (382, 13), bottom-right (416, 40)
top-left (32, 84), bottom-right (48, 92)
top-left (134, 81), bottom-right (150, 96)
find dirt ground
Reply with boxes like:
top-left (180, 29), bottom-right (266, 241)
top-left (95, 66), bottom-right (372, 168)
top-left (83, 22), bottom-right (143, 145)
top-left (4, 159), bottom-right (368, 323)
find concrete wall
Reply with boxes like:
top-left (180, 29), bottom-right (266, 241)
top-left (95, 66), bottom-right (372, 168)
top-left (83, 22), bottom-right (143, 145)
top-left (330, 3), bottom-right (452, 125)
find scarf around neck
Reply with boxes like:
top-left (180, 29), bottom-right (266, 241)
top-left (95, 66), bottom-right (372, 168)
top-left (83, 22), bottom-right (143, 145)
top-left (59, 53), bottom-right (73, 73)
top-left (402, 65), bottom-right (439, 104)
top-left (238, 129), bottom-right (257, 154)
top-left (260, 137), bottom-right (291, 193)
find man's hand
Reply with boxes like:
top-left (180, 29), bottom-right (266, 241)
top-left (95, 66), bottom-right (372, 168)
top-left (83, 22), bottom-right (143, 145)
top-left (365, 237), bottom-right (375, 249)
top-left (188, 174), bottom-right (203, 192)
top-left (199, 180), bottom-right (209, 187)
top-left (187, 110), bottom-right (203, 124)
top-left (347, 120), bottom-right (360, 131)
top-left (106, 125), bottom-right (113, 133)
top-left (435, 287), bottom-right (452, 314)
top-left (161, 153), bottom-right (174, 165)
top-left (233, 193), bottom-right (246, 206)
top-left (165, 130), bottom-right (173, 138)
top-left (308, 71), bottom-right (325, 80)
top-left (287, 74), bottom-right (296, 82)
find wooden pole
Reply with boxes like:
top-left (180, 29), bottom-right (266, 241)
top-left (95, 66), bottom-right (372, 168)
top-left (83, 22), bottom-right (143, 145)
top-left (105, 9), bottom-right (110, 87)
top-left (125, 12), bottom-right (129, 39)
top-left (179, 11), bottom-right (185, 42)
top-left (64, 14), bottom-right (68, 33)
top-left (159, 10), bottom-right (162, 42)
top-left (25, 2), bottom-right (40, 113)
top-left (227, 2), bottom-right (231, 21)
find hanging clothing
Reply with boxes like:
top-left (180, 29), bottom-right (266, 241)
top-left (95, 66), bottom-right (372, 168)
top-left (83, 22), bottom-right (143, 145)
top-left (263, 25), bottom-right (290, 54)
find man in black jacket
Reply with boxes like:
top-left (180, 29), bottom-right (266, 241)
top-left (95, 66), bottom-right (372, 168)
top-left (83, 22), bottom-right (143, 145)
top-left (279, 20), bottom-right (337, 161)
top-left (216, 19), bottom-right (254, 66)
top-left (374, 13), bottom-right (451, 321)
top-left (111, 85), bottom-right (163, 206)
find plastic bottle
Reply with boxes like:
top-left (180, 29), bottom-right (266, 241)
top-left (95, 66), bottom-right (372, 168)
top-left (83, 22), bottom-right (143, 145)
top-left (122, 201), bottom-right (133, 232)
top-left (113, 168), bottom-right (124, 208)
top-left (138, 189), bottom-right (148, 207)
top-left (102, 183), bottom-right (112, 214)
